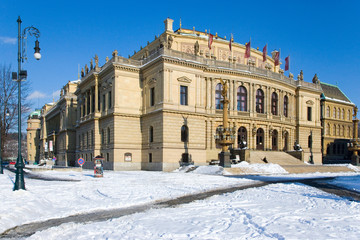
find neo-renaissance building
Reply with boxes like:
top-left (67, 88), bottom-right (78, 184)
top-left (27, 18), bottom-right (356, 171)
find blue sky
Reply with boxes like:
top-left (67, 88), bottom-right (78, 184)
top-left (1, 0), bottom-right (359, 110)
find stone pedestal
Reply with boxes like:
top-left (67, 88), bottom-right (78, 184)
top-left (219, 152), bottom-right (231, 168)
top-left (351, 155), bottom-right (360, 166)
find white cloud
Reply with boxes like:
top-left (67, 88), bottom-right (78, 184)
top-left (0, 36), bottom-right (17, 44)
top-left (27, 90), bottom-right (47, 100)
top-left (52, 90), bottom-right (61, 99)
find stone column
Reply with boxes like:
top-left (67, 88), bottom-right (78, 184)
top-left (206, 77), bottom-right (211, 110)
top-left (211, 78), bottom-right (215, 111)
top-left (169, 70), bottom-right (173, 103)
top-left (229, 79), bottom-right (234, 112)
top-left (95, 74), bottom-right (99, 113)
top-left (233, 80), bottom-right (237, 111)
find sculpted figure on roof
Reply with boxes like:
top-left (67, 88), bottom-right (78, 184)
top-left (167, 35), bottom-right (173, 49)
top-left (194, 41), bottom-right (199, 55)
top-left (312, 74), bottom-right (319, 84)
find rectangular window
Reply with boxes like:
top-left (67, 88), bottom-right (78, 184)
top-left (108, 91), bottom-right (112, 109)
top-left (150, 87), bottom-right (155, 106)
top-left (180, 85), bottom-right (188, 105)
top-left (98, 90), bottom-right (101, 111)
top-left (149, 153), bottom-right (152, 163)
top-left (102, 94), bottom-right (106, 111)
top-left (307, 107), bottom-right (312, 121)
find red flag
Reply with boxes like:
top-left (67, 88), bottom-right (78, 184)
top-left (229, 38), bottom-right (232, 51)
top-left (285, 55), bottom-right (290, 71)
top-left (244, 40), bottom-right (251, 58)
top-left (208, 34), bottom-right (213, 49)
top-left (274, 51), bottom-right (280, 66)
top-left (262, 44), bottom-right (267, 62)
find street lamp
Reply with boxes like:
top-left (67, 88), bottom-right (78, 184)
top-left (0, 109), bottom-right (10, 174)
top-left (13, 16), bottom-right (41, 191)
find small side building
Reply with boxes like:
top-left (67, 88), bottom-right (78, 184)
top-left (320, 82), bottom-right (355, 163)
top-left (26, 109), bottom-right (41, 163)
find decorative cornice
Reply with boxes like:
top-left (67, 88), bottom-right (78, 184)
top-left (177, 76), bottom-right (192, 83)
top-left (147, 77), bottom-right (157, 85)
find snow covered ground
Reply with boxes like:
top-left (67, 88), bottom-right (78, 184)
top-left (1, 165), bottom-right (360, 239)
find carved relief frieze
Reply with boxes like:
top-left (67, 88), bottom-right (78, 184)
top-left (181, 44), bottom-right (194, 54)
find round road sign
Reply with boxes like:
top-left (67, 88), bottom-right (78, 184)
top-left (78, 158), bottom-right (85, 166)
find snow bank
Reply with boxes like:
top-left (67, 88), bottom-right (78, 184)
top-left (231, 161), bottom-right (288, 174)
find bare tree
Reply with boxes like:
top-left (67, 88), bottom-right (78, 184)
top-left (0, 64), bottom-right (31, 158)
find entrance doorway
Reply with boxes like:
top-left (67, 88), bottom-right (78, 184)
top-left (238, 127), bottom-right (247, 148)
top-left (283, 131), bottom-right (289, 151)
top-left (272, 130), bottom-right (278, 151)
top-left (256, 128), bottom-right (264, 150)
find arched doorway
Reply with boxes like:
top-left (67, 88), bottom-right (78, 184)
top-left (237, 127), bottom-right (247, 148)
top-left (283, 131), bottom-right (289, 151)
top-left (256, 128), bottom-right (264, 150)
top-left (272, 130), bottom-right (278, 151)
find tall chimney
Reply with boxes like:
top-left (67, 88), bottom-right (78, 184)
top-left (164, 18), bottom-right (174, 32)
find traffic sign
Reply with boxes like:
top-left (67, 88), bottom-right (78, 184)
top-left (78, 158), bottom-right (85, 166)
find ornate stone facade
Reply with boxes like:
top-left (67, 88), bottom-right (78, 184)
top-left (27, 18), bottom-right (355, 170)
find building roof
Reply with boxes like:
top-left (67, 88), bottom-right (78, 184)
top-left (320, 82), bottom-right (352, 104)
top-left (29, 109), bottom-right (41, 119)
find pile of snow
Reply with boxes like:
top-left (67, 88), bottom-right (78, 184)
top-left (231, 161), bottom-right (288, 174)
top-left (191, 165), bottom-right (224, 175)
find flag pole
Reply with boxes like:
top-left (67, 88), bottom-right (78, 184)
top-left (231, 33), bottom-right (233, 61)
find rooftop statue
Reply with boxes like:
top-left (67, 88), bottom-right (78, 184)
top-left (312, 74), bottom-right (319, 84)
top-left (194, 41), bottom-right (199, 55)
top-left (167, 35), bottom-right (173, 49)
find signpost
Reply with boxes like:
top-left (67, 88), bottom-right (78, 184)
top-left (78, 158), bottom-right (85, 168)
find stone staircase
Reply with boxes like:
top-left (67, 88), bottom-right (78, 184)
top-left (225, 150), bottom-right (356, 174)
top-left (249, 150), bottom-right (305, 165)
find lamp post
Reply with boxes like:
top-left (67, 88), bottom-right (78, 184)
top-left (13, 16), bottom-right (41, 191)
top-left (0, 109), bottom-right (10, 174)
top-left (214, 78), bottom-right (236, 167)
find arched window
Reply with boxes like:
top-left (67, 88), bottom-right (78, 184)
top-left (337, 124), bottom-right (340, 136)
top-left (337, 108), bottom-right (340, 119)
top-left (271, 92), bottom-right (278, 115)
top-left (256, 89), bottom-right (264, 113)
top-left (341, 109), bottom-right (344, 119)
top-left (181, 125), bottom-right (189, 142)
top-left (215, 83), bottom-right (223, 110)
top-left (333, 125), bottom-right (336, 136)
top-left (149, 126), bottom-right (154, 143)
top-left (237, 86), bottom-right (247, 111)
top-left (348, 110), bottom-right (351, 120)
top-left (333, 107), bottom-right (336, 118)
top-left (342, 125), bottom-right (345, 136)
top-left (272, 130), bottom-right (278, 151)
top-left (348, 126), bottom-right (351, 137)
top-left (326, 106), bottom-right (330, 117)
top-left (107, 127), bottom-right (111, 143)
top-left (101, 129), bottom-right (105, 144)
top-left (326, 123), bottom-right (330, 135)
top-left (284, 95), bottom-right (289, 117)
